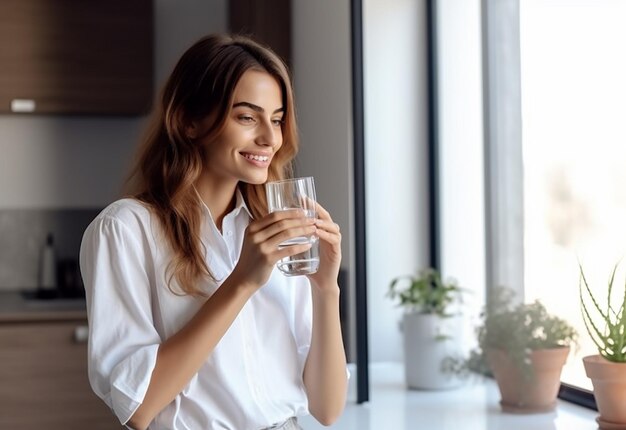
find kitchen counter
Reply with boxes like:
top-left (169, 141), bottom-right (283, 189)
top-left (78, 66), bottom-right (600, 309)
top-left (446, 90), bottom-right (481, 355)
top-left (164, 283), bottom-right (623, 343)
top-left (0, 291), bottom-right (86, 322)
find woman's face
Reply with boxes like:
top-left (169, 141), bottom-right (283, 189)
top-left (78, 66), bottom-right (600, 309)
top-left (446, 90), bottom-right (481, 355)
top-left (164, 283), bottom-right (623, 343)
top-left (198, 69), bottom-right (284, 187)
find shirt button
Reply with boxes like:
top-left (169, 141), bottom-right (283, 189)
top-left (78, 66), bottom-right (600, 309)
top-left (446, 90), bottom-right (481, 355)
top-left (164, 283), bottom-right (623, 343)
top-left (226, 231), bottom-right (233, 236)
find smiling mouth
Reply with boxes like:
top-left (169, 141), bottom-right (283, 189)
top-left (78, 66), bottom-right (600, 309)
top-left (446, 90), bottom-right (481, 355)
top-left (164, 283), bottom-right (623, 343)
top-left (242, 153), bottom-right (270, 162)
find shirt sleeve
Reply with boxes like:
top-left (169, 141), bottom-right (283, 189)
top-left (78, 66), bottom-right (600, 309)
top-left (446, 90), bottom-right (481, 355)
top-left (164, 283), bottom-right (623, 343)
top-left (292, 277), bottom-right (351, 382)
top-left (291, 276), bottom-right (313, 372)
top-left (80, 215), bottom-right (161, 426)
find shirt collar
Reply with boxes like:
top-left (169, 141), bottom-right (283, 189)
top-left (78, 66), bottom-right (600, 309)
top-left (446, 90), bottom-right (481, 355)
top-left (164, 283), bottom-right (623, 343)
top-left (194, 186), bottom-right (253, 220)
top-left (232, 187), bottom-right (253, 219)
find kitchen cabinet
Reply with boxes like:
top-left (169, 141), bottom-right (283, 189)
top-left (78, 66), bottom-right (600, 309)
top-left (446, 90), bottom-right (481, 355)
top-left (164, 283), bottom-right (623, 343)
top-left (0, 0), bottom-right (153, 115)
top-left (229, 0), bottom-right (291, 67)
top-left (0, 313), bottom-right (121, 429)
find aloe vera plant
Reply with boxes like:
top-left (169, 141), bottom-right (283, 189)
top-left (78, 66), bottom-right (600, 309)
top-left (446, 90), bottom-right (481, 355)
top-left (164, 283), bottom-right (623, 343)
top-left (579, 263), bottom-right (626, 363)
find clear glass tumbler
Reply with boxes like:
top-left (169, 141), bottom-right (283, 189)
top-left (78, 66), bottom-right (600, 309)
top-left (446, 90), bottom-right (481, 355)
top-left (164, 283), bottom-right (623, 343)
top-left (265, 176), bottom-right (320, 276)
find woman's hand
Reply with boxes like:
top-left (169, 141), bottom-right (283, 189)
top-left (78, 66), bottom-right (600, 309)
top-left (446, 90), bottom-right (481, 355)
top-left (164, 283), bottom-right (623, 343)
top-left (307, 202), bottom-right (342, 291)
top-left (230, 210), bottom-right (317, 289)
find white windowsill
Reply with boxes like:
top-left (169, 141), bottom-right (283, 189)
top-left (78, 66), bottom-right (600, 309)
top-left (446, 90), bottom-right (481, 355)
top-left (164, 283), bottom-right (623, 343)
top-left (300, 362), bottom-right (598, 429)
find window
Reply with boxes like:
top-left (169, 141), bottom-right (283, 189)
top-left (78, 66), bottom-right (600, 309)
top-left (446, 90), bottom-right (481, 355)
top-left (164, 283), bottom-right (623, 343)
top-left (440, 0), bottom-right (626, 400)
top-left (520, 0), bottom-right (626, 391)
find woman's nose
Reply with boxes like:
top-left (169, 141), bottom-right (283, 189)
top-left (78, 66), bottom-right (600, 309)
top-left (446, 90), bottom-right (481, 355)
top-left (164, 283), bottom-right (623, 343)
top-left (257, 120), bottom-right (280, 147)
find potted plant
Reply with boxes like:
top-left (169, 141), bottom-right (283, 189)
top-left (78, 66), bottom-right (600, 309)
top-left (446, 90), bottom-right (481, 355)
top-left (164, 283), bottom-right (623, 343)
top-left (579, 262), bottom-right (626, 429)
top-left (447, 287), bottom-right (578, 413)
top-left (387, 267), bottom-right (465, 390)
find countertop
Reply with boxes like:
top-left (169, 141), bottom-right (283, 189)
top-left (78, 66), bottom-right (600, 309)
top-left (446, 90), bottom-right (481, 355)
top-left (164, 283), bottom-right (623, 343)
top-left (0, 291), bottom-right (87, 322)
top-left (300, 362), bottom-right (600, 430)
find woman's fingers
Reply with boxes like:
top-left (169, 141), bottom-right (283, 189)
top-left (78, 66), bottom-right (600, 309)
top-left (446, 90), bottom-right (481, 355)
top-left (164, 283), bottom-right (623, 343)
top-left (314, 221), bottom-right (341, 245)
top-left (275, 241), bottom-right (314, 261)
top-left (242, 202), bottom-right (342, 273)
top-left (264, 223), bottom-right (317, 249)
top-left (306, 202), bottom-right (342, 288)
top-left (310, 202), bottom-right (341, 246)
top-left (315, 218), bottom-right (340, 233)
top-left (314, 201), bottom-right (333, 221)
top-left (247, 209), bottom-right (306, 234)
top-left (244, 210), bottom-right (317, 260)
top-left (250, 214), bottom-right (315, 245)
top-left (247, 211), bottom-right (305, 238)
top-left (235, 210), bottom-right (317, 287)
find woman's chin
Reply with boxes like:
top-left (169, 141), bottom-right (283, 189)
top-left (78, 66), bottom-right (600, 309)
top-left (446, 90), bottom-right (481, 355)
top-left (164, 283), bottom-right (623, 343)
top-left (242, 173), bottom-right (268, 185)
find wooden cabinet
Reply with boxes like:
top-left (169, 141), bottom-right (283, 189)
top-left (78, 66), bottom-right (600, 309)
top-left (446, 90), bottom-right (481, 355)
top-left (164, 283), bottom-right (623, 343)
top-left (229, 0), bottom-right (291, 67)
top-left (0, 318), bottom-right (121, 429)
top-left (0, 0), bottom-right (153, 115)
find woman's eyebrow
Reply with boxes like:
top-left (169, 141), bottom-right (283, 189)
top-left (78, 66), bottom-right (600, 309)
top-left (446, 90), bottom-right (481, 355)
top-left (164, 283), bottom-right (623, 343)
top-left (232, 101), bottom-right (284, 114)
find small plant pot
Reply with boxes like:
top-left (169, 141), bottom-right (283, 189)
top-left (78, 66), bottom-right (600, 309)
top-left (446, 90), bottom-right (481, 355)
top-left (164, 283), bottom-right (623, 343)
top-left (487, 347), bottom-right (570, 413)
top-left (403, 313), bottom-right (464, 390)
top-left (583, 355), bottom-right (626, 428)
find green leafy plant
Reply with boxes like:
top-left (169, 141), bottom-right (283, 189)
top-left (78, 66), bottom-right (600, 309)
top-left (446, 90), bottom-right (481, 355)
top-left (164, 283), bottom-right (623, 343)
top-left (387, 267), bottom-right (463, 317)
top-left (444, 287), bottom-right (578, 378)
top-left (579, 262), bottom-right (626, 363)
top-left (480, 288), bottom-right (578, 375)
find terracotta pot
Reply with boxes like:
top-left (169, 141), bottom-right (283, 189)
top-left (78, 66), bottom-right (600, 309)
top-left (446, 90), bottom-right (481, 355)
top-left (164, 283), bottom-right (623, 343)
top-left (583, 355), bottom-right (626, 427)
top-left (487, 347), bottom-right (570, 413)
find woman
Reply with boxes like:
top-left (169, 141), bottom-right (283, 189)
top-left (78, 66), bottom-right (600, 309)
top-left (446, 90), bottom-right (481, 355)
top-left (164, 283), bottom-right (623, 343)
top-left (80, 34), bottom-right (348, 430)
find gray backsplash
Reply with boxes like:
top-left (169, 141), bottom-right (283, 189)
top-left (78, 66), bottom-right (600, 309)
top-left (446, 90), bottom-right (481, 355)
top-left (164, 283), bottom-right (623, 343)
top-left (0, 208), bottom-right (102, 291)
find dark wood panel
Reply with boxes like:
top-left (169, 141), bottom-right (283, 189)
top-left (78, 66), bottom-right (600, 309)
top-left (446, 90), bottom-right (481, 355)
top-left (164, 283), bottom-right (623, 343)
top-left (229, 0), bottom-right (291, 67)
top-left (0, 0), bottom-right (153, 115)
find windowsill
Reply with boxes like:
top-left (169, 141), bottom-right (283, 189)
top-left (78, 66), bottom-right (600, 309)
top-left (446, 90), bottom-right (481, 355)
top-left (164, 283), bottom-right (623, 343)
top-left (300, 362), bottom-right (598, 429)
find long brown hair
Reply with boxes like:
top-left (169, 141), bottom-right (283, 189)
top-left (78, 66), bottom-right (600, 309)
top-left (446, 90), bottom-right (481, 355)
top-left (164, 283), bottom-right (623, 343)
top-left (126, 34), bottom-right (299, 295)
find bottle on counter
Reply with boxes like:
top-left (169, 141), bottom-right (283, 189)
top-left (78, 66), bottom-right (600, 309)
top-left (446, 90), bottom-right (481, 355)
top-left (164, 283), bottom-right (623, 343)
top-left (39, 233), bottom-right (57, 296)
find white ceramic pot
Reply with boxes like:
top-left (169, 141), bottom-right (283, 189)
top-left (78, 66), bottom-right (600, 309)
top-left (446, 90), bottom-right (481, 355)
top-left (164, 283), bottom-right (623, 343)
top-left (403, 312), bottom-right (464, 390)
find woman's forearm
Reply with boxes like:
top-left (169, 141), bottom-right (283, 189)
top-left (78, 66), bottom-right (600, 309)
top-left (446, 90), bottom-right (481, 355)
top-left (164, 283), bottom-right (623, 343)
top-left (303, 284), bottom-right (348, 426)
top-left (127, 277), bottom-right (257, 430)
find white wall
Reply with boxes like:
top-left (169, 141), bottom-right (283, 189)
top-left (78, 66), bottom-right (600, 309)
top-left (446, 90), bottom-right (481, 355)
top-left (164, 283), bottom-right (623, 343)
top-left (363, 0), bottom-right (431, 362)
top-left (0, 0), bottom-right (227, 209)
top-left (291, 0), bottom-right (356, 358)
top-left (438, 0), bottom-right (486, 323)
top-left (292, 0), bottom-right (353, 277)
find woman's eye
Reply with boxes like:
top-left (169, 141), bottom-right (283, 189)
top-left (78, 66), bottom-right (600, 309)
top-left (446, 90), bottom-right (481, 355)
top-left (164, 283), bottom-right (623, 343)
top-left (238, 115), bottom-right (254, 123)
top-left (272, 118), bottom-right (284, 126)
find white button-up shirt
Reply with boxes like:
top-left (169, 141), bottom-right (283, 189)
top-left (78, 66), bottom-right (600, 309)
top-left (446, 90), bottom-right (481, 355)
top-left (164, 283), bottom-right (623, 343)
top-left (79, 193), bottom-right (313, 430)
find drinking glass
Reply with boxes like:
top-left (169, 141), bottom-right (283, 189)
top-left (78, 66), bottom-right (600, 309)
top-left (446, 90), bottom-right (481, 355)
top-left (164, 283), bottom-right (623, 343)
top-left (265, 176), bottom-right (319, 276)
